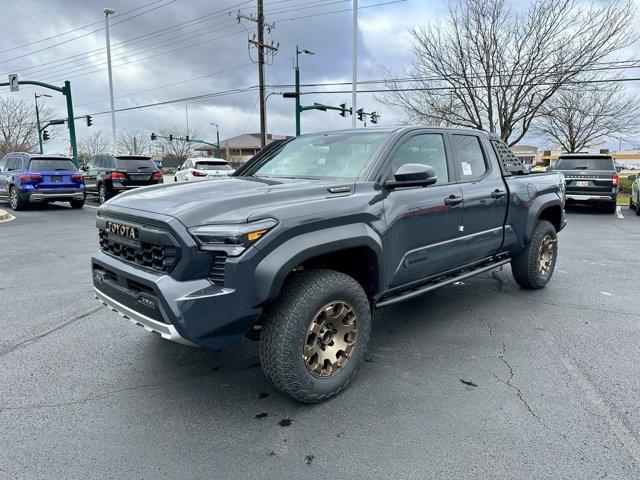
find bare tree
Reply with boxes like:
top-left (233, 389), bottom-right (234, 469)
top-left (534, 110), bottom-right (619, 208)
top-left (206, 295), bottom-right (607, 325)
top-left (0, 96), bottom-right (59, 156)
top-left (533, 79), bottom-right (640, 153)
top-left (158, 127), bottom-right (199, 162)
top-left (78, 131), bottom-right (111, 163)
top-left (379, 0), bottom-right (636, 146)
top-left (117, 129), bottom-right (151, 155)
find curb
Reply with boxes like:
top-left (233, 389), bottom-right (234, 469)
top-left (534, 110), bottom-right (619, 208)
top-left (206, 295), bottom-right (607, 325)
top-left (0, 208), bottom-right (15, 223)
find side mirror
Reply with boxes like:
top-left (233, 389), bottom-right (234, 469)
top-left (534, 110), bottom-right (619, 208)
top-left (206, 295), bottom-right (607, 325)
top-left (387, 163), bottom-right (438, 189)
top-left (545, 166), bottom-right (553, 173)
top-left (628, 174), bottom-right (637, 181)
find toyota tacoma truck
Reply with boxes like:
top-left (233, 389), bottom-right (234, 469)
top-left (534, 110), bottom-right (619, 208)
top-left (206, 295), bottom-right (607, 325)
top-left (91, 126), bottom-right (566, 403)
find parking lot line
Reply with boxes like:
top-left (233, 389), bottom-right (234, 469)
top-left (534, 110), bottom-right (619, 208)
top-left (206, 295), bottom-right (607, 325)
top-left (616, 206), bottom-right (624, 219)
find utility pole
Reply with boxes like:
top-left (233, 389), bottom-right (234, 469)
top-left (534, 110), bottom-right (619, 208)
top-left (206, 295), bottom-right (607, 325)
top-left (211, 123), bottom-right (221, 158)
top-left (103, 7), bottom-right (117, 150)
top-left (238, 2), bottom-right (278, 148)
top-left (352, 0), bottom-right (358, 128)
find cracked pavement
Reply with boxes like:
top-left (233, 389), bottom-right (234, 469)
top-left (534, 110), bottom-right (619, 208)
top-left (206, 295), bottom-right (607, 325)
top-left (1, 202), bottom-right (639, 479)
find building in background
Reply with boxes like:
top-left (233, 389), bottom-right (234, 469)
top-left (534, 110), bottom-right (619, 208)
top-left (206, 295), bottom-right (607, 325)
top-left (510, 145), bottom-right (538, 166)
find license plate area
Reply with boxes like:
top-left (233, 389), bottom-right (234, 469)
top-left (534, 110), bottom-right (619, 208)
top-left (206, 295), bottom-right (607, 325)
top-left (51, 175), bottom-right (63, 182)
top-left (577, 181), bottom-right (589, 187)
top-left (128, 174), bottom-right (150, 181)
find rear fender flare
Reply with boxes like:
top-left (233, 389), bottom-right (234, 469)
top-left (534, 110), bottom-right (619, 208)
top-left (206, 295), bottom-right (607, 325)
top-left (253, 223), bottom-right (384, 306)
top-left (524, 193), bottom-right (562, 243)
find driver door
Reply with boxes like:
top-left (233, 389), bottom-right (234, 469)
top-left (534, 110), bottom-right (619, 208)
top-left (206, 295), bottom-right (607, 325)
top-left (383, 131), bottom-right (465, 289)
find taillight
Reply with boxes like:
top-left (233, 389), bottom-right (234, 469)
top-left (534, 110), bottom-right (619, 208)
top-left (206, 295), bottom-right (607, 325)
top-left (18, 174), bottom-right (43, 181)
top-left (71, 173), bottom-right (83, 181)
top-left (191, 171), bottom-right (207, 177)
top-left (612, 173), bottom-right (619, 187)
top-left (107, 172), bottom-right (126, 180)
top-left (153, 172), bottom-right (163, 179)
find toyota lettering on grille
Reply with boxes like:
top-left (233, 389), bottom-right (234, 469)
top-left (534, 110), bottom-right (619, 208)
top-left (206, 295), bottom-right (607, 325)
top-left (106, 221), bottom-right (138, 239)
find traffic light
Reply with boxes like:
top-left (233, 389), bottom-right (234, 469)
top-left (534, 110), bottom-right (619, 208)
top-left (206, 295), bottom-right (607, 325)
top-left (169, 134), bottom-right (174, 141)
top-left (42, 130), bottom-right (50, 141)
top-left (356, 109), bottom-right (364, 122)
top-left (185, 135), bottom-right (190, 142)
top-left (339, 103), bottom-right (347, 117)
top-left (150, 133), bottom-right (157, 141)
top-left (370, 111), bottom-right (379, 124)
top-left (85, 115), bottom-right (92, 127)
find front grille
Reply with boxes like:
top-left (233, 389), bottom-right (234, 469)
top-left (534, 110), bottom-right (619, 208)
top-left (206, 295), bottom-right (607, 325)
top-left (99, 230), bottom-right (179, 272)
top-left (209, 252), bottom-right (227, 285)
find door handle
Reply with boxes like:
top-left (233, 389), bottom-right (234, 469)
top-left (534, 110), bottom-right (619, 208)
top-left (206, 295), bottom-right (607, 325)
top-left (444, 195), bottom-right (463, 206)
top-left (490, 189), bottom-right (507, 198)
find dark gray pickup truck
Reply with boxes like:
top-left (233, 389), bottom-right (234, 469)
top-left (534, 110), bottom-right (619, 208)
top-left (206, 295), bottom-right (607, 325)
top-left (551, 153), bottom-right (619, 213)
top-left (92, 126), bottom-right (566, 403)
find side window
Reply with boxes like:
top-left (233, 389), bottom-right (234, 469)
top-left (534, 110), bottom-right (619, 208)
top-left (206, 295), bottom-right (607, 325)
top-left (451, 135), bottom-right (488, 181)
top-left (6, 158), bottom-right (17, 171)
top-left (0, 156), bottom-right (6, 172)
top-left (391, 133), bottom-right (448, 184)
top-left (104, 156), bottom-right (115, 169)
top-left (87, 157), bottom-right (96, 169)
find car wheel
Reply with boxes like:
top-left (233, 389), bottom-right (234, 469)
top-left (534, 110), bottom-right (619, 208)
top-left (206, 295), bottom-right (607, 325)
top-left (9, 186), bottom-right (27, 211)
top-left (259, 269), bottom-right (372, 403)
top-left (604, 201), bottom-right (617, 214)
top-left (636, 196), bottom-right (640, 216)
top-left (98, 184), bottom-right (109, 204)
top-left (70, 199), bottom-right (85, 209)
top-left (511, 220), bottom-right (558, 290)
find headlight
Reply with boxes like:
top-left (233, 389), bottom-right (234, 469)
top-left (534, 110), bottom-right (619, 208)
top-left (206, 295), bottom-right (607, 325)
top-left (188, 219), bottom-right (278, 256)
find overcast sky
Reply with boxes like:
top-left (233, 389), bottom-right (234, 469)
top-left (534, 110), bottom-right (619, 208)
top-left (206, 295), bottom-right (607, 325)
top-left (1, 0), bottom-right (639, 153)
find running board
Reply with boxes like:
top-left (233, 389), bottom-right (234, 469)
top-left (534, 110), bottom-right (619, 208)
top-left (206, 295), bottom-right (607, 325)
top-left (376, 258), bottom-right (510, 308)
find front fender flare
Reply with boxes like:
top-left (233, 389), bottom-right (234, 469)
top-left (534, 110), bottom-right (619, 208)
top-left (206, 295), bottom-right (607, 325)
top-left (253, 223), bottom-right (384, 307)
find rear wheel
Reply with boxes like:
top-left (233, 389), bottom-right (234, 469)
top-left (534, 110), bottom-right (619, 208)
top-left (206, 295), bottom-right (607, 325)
top-left (511, 220), bottom-right (558, 290)
top-left (98, 184), bottom-right (109, 205)
top-left (70, 199), bottom-right (85, 209)
top-left (259, 269), bottom-right (372, 403)
top-left (604, 201), bottom-right (617, 214)
top-left (9, 186), bottom-right (28, 211)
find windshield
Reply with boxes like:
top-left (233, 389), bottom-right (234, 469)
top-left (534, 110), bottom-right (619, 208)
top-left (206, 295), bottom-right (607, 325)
top-left (29, 159), bottom-right (77, 171)
top-left (115, 157), bottom-right (157, 170)
top-left (555, 157), bottom-right (614, 171)
top-left (247, 132), bottom-right (391, 179)
top-left (195, 162), bottom-right (231, 171)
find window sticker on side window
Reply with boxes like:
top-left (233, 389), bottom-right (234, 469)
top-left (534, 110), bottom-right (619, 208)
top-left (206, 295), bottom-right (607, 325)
top-left (461, 162), bottom-right (473, 176)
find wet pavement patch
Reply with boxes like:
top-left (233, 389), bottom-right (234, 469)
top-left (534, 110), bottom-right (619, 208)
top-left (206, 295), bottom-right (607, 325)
top-left (255, 413), bottom-right (268, 419)
top-left (279, 419), bottom-right (292, 427)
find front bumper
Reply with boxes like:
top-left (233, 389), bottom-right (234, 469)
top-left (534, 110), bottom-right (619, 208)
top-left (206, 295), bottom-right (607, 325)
top-left (92, 246), bottom-right (263, 349)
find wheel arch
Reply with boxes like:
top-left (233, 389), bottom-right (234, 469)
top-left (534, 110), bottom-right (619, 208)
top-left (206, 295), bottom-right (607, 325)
top-left (525, 194), bottom-right (563, 243)
top-left (253, 224), bottom-right (384, 307)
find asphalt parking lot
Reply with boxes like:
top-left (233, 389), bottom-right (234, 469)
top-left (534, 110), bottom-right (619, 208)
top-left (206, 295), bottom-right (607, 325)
top-left (1, 200), bottom-right (639, 479)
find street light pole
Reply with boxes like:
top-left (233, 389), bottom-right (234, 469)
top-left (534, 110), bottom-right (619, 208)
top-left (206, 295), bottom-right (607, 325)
top-left (103, 7), bottom-right (117, 150)
top-left (211, 123), bottom-right (221, 158)
top-left (351, 0), bottom-right (357, 128)
top-left (294, 46), bottom-right (314, 136)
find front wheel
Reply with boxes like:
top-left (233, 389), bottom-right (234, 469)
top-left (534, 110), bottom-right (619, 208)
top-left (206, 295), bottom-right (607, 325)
top-left (259, 269), bottom-right (372, 403)
top-left (511, 220), bottom-right (558, 290)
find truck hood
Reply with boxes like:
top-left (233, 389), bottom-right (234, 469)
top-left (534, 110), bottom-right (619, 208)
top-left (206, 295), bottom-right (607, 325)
top-left (103, 176), bottom-right (350, 227)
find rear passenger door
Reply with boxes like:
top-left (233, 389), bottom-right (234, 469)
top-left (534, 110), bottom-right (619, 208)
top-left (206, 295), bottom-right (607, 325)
top-left (383, 131), bottom-right (465, 289)
top-left (450, 134), bottom-right (508, 264)
top-left (83, 157), bottom-right (99, 191)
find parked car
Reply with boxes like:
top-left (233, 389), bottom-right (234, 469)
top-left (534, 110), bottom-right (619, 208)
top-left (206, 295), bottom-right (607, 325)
top-left (92, 126), bottom-right (566, 403)
top-left (549, 153), bottom-right (619, 213)
top-left (81, 154), bottom-right (163, 204)
top-left (0, 153), bottom-right (85, 210)
top-left (174, 157), bottom-right (234, 182)
top-left (628, 174), bottom-right (640, 215)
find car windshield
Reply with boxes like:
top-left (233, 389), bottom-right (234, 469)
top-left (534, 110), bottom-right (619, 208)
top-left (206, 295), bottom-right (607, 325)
top-left (555, 157), bottom-right (615, 170)
top-left (195, 162), bottom-right (231, 170)
top-left (29, 159), bottom-right (77, 171)
top-left (115, 157), bottom-right (157, 170)
top-left (247, 132), bottom-right (391, 180)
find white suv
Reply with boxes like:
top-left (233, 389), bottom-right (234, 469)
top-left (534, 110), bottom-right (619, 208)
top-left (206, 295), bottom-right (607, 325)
top-left (174, 158), bottom-right (234, 182)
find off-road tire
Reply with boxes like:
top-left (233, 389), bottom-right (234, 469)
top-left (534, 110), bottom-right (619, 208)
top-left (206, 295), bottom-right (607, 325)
top-left (70, 199), bottom-right (85, 209)
top-left (511, 220), bottom-right (558, 290)
top-left (9, 186), bottom-right (28, 211)
top-left (259, 269), bottom-right (372, 403)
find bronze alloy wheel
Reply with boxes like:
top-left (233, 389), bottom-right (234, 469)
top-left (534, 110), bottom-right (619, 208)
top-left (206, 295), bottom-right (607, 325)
top-left (303, 301), bottom-right (358, 378)
top-left (538, 235), bottom-right (556, 276)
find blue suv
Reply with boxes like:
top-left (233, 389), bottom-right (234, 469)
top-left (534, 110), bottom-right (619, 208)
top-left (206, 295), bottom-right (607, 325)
top-left (0, 153), bottom-right (86, 210)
